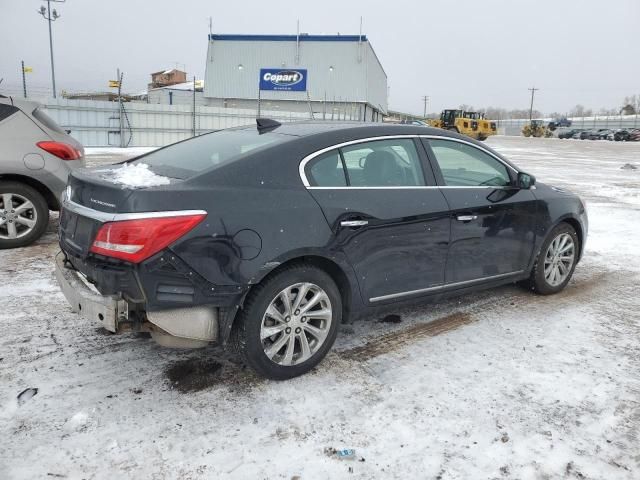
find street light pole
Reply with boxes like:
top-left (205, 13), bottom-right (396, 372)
top-left (38, 0), bottom-right (65, 99)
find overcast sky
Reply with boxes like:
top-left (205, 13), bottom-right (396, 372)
top-left (1, 0), bottom-right (638, 115)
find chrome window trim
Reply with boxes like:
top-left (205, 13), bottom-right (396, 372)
top-left (62, 199), bottom-right (207, 223)
top-left (298, 134), bottom-right (519, 188)
top-left (307, 185), bottom-right (515, 190)
top-left (369, 270), bottom-right (524, 303)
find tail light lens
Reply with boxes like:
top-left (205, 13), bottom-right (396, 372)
top-left (37, 141), bottom-right (83, 160)
top-left (90, 213), bottom-right (206, 263)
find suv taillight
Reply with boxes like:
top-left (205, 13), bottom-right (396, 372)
top-left (90, 213), bottom-right (206, 263)
top-left (37, 141), bottom-right (83, 160)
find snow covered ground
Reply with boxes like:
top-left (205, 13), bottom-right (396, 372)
top-left (1, 137), bottom-right (639, 479)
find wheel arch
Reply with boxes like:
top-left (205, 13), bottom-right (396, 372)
top-left (221, 253), bottom-right (359, 345)
top-left (0, 174), bottom-right (59, 211)
top-left (557, 216), bottom-right (584, 260)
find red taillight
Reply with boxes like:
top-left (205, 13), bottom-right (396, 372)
top-left (36, 141), bottom-right (83, 160)
top-left (89, 214), bottom-right (206, 263)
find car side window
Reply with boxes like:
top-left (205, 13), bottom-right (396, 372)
top-left (427, 139), bottom-right (511, 187)
top-left (306, 150), bottom-right (347, 187)
top-left (340, 139), bottom-right (425, 187)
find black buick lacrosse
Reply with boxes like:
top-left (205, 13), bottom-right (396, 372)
top-left (56, 120), bottom-right (587, 379)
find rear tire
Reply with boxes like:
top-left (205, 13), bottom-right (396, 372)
top-left (524, 223), bottom-right (579, 295)
top-left (231, 264), bottom-right (342, 380)
top-left (0, 181), bottom-right (49, 249)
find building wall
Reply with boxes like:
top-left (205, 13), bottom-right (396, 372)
top-left (204, 35), bottom-right (387, 113)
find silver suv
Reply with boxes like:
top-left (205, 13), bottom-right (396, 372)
top-left (0, 95), bottom-right (85, 248)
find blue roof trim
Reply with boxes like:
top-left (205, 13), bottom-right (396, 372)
top-left (208, 34), bottom-right (367, 42)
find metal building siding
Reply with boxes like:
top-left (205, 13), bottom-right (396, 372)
top-left (204, 37), bottom-right (387, 109)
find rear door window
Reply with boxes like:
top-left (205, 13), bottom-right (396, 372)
top-left (131, 129), bottom-right (289, 179)
top-left (340, 139), bottom-right (425, 187)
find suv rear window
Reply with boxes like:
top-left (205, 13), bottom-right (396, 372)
top-left (131, 129), bottom-right (289, 179)
top-left (32, 107), bottom-right (65, 133)
top-left (0, 104), bottom-right (19, 123)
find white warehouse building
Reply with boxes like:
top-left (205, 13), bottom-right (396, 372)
top-left (203, 34), bottom-right (388, 121)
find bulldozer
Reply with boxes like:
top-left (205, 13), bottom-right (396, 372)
top-left (522, 120), bottom-right (553, 138)
top-left (428, 109), bottom-right (497, 141)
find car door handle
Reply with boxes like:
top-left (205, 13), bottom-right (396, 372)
top-left (456, 215), bottom-right (478, 222)
top-left (340, 220), bottom-right (369, 227)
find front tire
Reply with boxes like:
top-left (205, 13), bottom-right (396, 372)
top-left (526, 223), bottom-right (579, 295)
top-left (0, 181), bottom-right (49, 249)
top-left (231, 264), bottom-right (342, 380)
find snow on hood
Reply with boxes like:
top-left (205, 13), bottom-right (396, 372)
top-left (100, 163), bottom-right (171, 188)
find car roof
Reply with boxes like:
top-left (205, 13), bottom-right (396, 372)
top-left (235, 120), bottom-right (462, 140)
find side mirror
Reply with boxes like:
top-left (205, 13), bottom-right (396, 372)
top-left (517, 172), bottom-right (536, 189)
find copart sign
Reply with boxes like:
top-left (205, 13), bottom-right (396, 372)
top-left (259, 69), bottom-right (307, 91)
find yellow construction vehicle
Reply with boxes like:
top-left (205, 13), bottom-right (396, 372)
top-left (522, 120), bottom-right (553, 138)
top-left (427, 109), bottom-right (497, 141)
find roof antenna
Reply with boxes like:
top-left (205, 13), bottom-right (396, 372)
top-left (256, 118), bottom-right (282, 133)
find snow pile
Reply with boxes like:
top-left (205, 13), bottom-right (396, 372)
top-left (106, 163), bottom-right (171, 188)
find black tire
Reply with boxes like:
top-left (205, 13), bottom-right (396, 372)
top-left (0, 181), bottom-right (49, 249)
top-left (524, 223), bottom-right (579, 295)
top-left (230, 264), bottom-right (342, 380)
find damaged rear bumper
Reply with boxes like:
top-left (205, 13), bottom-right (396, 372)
top-left (55, 252), bottom-right (127, 332)
top-left (55, 252), bottom-right (221, 347)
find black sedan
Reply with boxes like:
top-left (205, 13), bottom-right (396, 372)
top-left (55, 121), bottom-right (588, 379)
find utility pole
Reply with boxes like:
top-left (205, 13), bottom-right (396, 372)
top-left (528, 87), bottom-right (539, 121)
top-left (21, 61), bottom-right (28, 98)
top-left (117, 68), bottom-right (124, 147)
top-left (422, 95), bottom-right (430, 118)
top-left (37, 1), bottom-right (65, 99)
top-left (192, 75), bottom-right (197, 137)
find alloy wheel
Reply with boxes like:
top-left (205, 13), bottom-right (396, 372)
top-left (543, 233), bottom-right (575, 287)
top-left (0, 193), bottom-right (38, 240)
top-left (260, 282), bottom-right (333, 366)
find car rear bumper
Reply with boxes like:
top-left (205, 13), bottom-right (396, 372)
top-left (55, 251), bottom-right (222, 347)
top-left (55, 251), bottom-right (128, 332)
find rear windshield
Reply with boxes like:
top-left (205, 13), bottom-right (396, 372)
top-left (0, 104), bottom-right (19, 123)
top-left (32, 107), bottom-right (65, 133)
top-left (131, 129), bottom-right (289, 179)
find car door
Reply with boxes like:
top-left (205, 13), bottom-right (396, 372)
top-left (423, 137), bottom-right (537, 284)
top-left (302, 136), bottom-right (451, 304)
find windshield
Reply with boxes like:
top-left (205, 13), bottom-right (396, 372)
top-left (131, 129), bottom-right (289, 179)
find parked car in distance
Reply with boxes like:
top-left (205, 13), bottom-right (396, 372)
top-left (571, 131), bottom-right (582, 140)
top-left (558, 129), bottom-right (582, 139)
top-left (0, 95), bottom-right (85, 248)
top-left (548, 118), bottom-right (572, 130)
top-left (55, 121), bottom-right (588, 379)
top-left (594, 129), bottom-right (613, 140)
top-left (629, 129), bottom-right (640, 141)
top-left (614, 129), bottom-right (631, 141)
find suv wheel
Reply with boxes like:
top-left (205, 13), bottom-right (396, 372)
top-left (526, 223), bottom-right (579, 295)
top-left (0, 181), bottom-right (49, 249)
top-left (231, 264), bottom-right (341, 380)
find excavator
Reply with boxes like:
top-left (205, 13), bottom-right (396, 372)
top-left (427, 109), bottom-right (497, 141)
